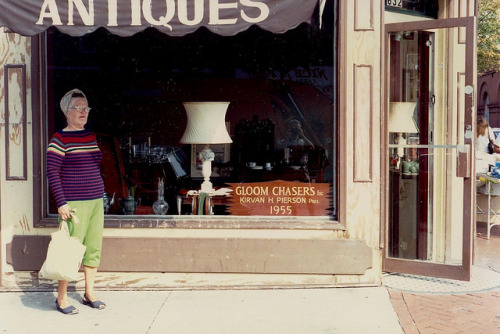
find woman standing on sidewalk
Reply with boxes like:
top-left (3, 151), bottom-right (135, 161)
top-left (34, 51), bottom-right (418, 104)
top-left (47, 88), bottom-right (106, 315)
top-left (476, 115), bottom-right (498, 173)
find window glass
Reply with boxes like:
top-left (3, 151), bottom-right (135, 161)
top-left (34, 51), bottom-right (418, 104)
top-left (45, 8), bottom-right (336, 218)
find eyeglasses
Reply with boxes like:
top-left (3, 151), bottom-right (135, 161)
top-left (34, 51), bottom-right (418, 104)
top-left (70, 106), bottom-right (91, 113)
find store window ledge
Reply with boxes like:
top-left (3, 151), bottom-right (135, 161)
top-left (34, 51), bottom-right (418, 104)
top-left (36, 216), bottom-right (343, 230)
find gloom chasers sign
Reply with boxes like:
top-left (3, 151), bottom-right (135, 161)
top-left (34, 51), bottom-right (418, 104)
top-left (0, 0), bottom-right (318, 37)
top-left (227, 180), bottom-right (332, 216)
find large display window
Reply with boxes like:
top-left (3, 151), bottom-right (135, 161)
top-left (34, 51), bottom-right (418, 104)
top-left (41, 6), bottom-right (337, 222)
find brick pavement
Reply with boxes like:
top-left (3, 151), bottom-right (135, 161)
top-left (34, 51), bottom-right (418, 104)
top-left (389, 290), bottom-right (500, 333)
top-left (387, 223), bottom-right (500, 334)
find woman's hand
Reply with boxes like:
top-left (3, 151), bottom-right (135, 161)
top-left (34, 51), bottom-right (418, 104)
top-left (58, 204), bottom-right (73, 221)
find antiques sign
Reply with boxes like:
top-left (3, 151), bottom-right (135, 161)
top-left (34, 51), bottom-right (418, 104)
top-left (227, 180), bottom-right (331, 216)
top-left (0, 0), bottom-right (318, 37)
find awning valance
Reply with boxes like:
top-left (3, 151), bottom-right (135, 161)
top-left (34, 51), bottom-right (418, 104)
top-left (0, 0), bottom-right (319, 37)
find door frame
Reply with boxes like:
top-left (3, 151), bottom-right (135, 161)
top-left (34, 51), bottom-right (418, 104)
top-left (382, 17), bottom-right (476, 281)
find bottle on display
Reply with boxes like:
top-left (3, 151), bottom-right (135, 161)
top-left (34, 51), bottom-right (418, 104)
top-left (153, 178), bottom-right (169, 215)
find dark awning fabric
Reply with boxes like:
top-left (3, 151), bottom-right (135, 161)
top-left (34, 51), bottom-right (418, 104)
top-left (0, 0), bottom-right (319, 37)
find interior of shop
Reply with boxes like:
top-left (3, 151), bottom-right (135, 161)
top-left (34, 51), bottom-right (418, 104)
top-left (45, 6), bottom-right (335, 216)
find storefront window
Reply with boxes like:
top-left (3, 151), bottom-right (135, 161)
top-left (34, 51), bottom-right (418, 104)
top-left (44, 6), bottom-right (337, 220)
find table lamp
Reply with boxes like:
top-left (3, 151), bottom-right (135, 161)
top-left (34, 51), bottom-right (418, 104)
top-left (389, 102), bottom-right (419, 164)
top-left (180, 102), bottom-right (232, 193)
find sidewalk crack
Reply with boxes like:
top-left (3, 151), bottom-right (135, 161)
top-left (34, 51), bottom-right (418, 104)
top-left (401, 294), bottom-right (421, 333)
top-left (146, 293), bottom-right (171, 333)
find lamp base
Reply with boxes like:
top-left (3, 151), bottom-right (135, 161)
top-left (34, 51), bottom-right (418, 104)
top-left (199, 145), bottom-right (215, 194)
top-left (200, 177), bottom-right (213, 194)
top-left (395, 132), bottom-right (407, 169)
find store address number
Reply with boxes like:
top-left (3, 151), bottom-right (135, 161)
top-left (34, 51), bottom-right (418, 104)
top-left (386, 0), bottom-right (403, 8)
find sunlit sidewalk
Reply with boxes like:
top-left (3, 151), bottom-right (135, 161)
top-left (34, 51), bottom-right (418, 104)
top-left (0, 288), bottom-right (403, 334)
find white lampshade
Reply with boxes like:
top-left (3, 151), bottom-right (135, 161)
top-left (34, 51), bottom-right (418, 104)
top-left (180, 102), bottom-right (232, 194)
top-left (389, 102), bottom-right (419, 134)
top-left (180, 102), bottom-right (232, 144)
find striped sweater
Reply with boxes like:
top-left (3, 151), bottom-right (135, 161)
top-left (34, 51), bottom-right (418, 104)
top-left (47, 129), bottom-right (104, 208)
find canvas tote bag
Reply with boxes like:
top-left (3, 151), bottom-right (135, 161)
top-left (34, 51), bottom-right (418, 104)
top-left (40, 213), bottom-right (86, 281)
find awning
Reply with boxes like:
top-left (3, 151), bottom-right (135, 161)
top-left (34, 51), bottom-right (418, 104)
top-left (0, 0), bottom-right (319, 37)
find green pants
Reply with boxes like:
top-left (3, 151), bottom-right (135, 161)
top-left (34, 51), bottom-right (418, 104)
top-left (62, 198), bottom-right (104, 267)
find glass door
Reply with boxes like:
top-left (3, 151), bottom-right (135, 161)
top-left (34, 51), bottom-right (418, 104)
top-left (384, 18), bottom-right (475, 280)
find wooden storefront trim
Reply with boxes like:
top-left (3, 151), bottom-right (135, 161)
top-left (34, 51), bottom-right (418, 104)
top-left (37, 217), bottom-right (343, 230)
top-left (8, 235), bottom-right (372, 275)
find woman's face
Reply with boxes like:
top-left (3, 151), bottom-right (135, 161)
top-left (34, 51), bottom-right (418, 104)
top-left (66, 97), bottom-right (89, 130)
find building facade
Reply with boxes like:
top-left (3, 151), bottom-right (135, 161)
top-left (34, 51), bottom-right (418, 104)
top-left (478, 71), bottom-right (500, 126)
top-left (0, 0), bottom-right (477, 288)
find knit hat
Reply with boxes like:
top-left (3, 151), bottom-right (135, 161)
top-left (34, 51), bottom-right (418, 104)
top-left (60, 88), bottom-right (87, 115)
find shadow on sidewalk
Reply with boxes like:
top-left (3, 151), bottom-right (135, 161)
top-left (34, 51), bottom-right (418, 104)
top-left (14, 282), bottom-right (83, 313)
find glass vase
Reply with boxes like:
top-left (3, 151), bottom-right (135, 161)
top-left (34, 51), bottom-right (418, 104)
top-left (152, 178), bottom-right (169, 215)
top-left (153, 191), bottom-right (169, 215)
